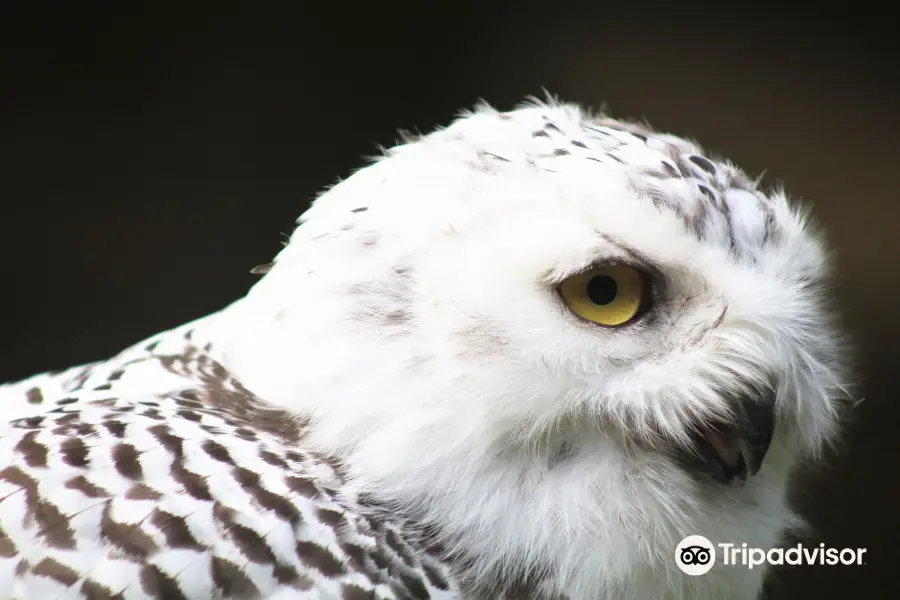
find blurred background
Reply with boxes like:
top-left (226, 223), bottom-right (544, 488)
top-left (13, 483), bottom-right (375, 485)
top-left (1, 3), bottom-right (896, 597)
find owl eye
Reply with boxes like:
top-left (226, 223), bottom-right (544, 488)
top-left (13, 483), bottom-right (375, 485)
top-left (558, 265), bottom-right (652, 327)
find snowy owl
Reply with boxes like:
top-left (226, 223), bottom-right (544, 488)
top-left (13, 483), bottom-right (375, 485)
top-left (0, 99), bottom-right (847, 600)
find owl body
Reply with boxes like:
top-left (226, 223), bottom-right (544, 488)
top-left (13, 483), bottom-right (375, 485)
top-left (0, 99), bottom-right (847, 599)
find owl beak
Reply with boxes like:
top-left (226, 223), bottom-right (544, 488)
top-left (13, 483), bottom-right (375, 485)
top-left (690, 384), bottom-right (777, 484)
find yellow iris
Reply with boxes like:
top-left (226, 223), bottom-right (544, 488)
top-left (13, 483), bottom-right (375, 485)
top-left (558, 265), bottom-right (651, 327)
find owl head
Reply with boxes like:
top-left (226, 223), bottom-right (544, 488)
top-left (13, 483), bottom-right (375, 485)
top-left (216, 99), bottom-right (850, 598)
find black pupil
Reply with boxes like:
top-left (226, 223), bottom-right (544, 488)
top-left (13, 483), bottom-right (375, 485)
top-left (587, 275), bottom-right (617, 305)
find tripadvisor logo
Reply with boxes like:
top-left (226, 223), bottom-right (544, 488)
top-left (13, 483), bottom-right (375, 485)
top-left (676, 536), bottom-right (867, 575)
top-left (675, 535), bottom-right (716, 576)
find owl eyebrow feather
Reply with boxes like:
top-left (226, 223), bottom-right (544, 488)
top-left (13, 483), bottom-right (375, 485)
top-left (536, 233), bottom-right (666, 288)
top-left (591, 233), bottom-right (667, 281)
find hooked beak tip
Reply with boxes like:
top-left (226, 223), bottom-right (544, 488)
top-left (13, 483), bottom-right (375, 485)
top-left (688, 382), bottom-right (778, 485)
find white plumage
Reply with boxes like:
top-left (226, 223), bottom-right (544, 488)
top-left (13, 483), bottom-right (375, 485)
top-left (0, 98), bottom-right (848, 599)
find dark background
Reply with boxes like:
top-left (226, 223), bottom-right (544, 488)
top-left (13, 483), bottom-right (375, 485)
top-left (1, 4), bottom-right (896, 598)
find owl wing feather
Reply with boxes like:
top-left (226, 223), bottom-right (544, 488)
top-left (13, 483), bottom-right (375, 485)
top-left (0, 329), bottom-right (457, 600)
